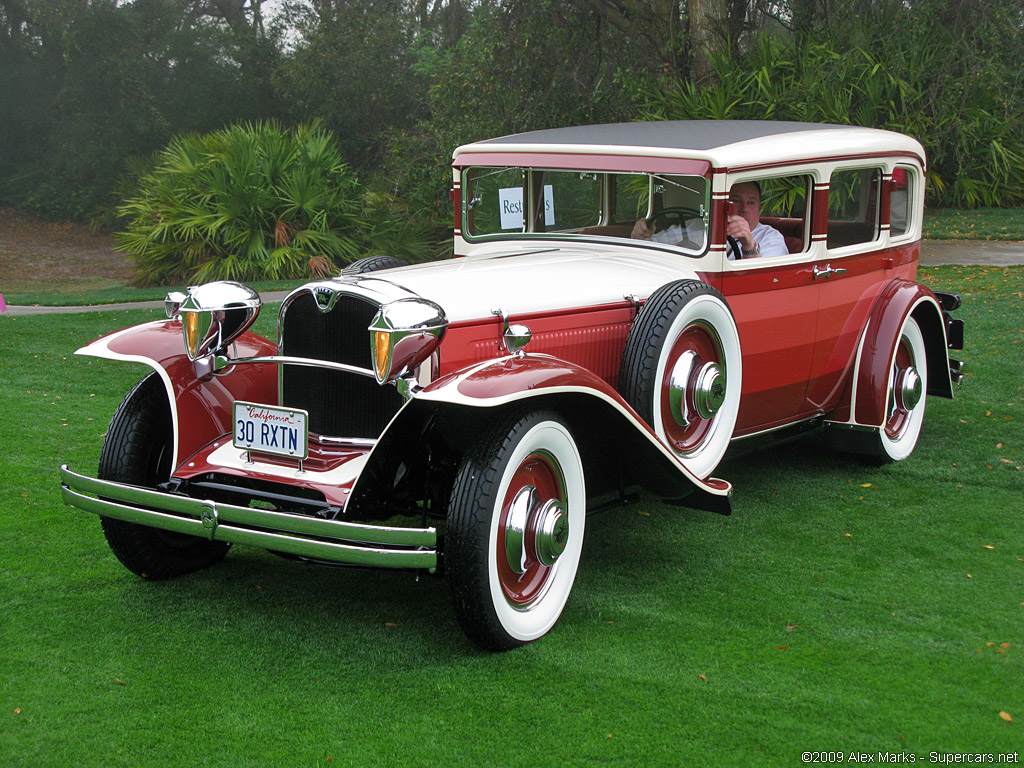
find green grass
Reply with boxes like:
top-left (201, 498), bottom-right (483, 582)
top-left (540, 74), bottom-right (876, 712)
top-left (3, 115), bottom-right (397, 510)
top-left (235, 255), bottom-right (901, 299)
top-left (924, 207), bottom-right (1024, 240)
top-left (4, 278), bottom-right (310, 308)
top-left (1, 266), bottom-right (1022, 766)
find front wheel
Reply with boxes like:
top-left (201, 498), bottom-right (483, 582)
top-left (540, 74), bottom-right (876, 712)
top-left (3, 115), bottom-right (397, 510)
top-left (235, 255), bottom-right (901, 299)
top-left (98, 373), bottom-right (230, 579)
top-left (445, 410), bottom-right (586, 651)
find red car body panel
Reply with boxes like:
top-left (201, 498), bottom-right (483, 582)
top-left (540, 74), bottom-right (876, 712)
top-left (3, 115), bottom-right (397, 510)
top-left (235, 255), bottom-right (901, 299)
top-left (77, 321), bottom-right (278, 469)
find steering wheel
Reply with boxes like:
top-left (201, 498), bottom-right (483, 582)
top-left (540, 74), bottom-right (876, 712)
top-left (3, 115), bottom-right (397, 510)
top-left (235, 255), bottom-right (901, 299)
top-left (647, 207), bottom-right (700, 233)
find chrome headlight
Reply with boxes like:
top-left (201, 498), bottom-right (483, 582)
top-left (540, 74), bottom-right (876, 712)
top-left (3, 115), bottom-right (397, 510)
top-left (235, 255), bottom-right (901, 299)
top-left (165, 281), bottom-right (261, 361)
top-left (369, 298), bottom-right (447, 384)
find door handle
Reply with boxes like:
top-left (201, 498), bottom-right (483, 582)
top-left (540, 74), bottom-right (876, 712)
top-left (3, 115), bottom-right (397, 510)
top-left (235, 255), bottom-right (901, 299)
top-left (813, 263), bottom-right (848, 280)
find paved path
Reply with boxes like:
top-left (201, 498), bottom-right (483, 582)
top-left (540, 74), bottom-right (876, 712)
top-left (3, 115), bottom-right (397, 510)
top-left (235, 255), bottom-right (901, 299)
top-left (919, 239), bottom-right (1024, 266)
top-left (4, 240), bottom-right (1022, 316)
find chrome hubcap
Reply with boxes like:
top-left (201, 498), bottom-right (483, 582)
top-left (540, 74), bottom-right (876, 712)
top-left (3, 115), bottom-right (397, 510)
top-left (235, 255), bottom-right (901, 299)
top-left (669, 352), bottom-right (726, 426)
top-left (693, 362), bottom-right (725, 419)
top-left (504, 486), bottom-right (568, 573)
top-left (533, 499), bottom-right (568, 567)
top-left (896, 366), bottom-right (922, 412)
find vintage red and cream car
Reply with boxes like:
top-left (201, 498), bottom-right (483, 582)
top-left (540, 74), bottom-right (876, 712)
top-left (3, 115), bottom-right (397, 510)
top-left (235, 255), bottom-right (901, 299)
top-left (61, 120), bottom-right (964, 650)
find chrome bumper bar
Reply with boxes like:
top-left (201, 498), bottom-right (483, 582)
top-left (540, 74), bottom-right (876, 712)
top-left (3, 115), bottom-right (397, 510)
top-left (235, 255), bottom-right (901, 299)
top-left (59, 465), bottom-right (436, 570)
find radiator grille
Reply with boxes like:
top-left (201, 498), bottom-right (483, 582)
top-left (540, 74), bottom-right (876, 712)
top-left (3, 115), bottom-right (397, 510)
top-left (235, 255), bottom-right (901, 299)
top-left (280, 292), bottom-right (405, 439)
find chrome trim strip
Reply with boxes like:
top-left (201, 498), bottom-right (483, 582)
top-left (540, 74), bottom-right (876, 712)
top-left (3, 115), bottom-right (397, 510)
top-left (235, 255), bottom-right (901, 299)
top-left (60, 466), bottom-right (436, 569)
top-left (730, 413), bottom-right (825, 441)
top-left (217, 355), bottom-right (376, 379)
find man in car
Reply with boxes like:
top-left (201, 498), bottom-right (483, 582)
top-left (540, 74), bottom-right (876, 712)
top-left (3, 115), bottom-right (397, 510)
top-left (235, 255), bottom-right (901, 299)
top-left (631, 180), bottom-right (788, 259)
top-left (725, 181), bottom-right (788, 259)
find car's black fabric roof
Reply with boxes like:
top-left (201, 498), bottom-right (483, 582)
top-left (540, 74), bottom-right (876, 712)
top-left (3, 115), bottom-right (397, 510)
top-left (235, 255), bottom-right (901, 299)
top-left (476, 120), bottom-right (851, 151)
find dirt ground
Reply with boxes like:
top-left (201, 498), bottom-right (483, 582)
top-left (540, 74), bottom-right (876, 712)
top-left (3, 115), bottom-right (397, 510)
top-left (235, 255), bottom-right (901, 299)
top-left (0, 207), bottom-right (132, 288)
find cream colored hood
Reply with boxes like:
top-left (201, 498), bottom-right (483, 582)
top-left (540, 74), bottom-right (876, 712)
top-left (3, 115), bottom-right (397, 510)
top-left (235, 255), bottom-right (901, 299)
top-left (363, 242), bottom-right (702, 323)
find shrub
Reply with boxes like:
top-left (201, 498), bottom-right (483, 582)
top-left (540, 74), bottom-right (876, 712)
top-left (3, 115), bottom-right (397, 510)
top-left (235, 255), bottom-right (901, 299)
top-left (645, 27), bottom-right (1024, 209)
top-left (117, 122), bottom-right (428, 286)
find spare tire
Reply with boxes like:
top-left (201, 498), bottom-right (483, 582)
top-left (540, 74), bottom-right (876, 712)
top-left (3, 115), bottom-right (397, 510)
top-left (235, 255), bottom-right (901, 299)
top-left (618, 280), bottom-right (742, 478)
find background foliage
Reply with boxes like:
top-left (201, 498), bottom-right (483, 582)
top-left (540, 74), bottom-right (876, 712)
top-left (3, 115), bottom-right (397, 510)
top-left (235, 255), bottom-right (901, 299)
top-left (117, 121), bottom-right (428, 285)
top-left (2, 0), bottom-right (1023, 277)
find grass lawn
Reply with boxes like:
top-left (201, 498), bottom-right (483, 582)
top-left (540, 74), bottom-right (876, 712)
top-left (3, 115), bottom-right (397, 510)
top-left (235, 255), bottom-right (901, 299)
top-left (2, 278), bottom-right (310, 308)
top-left (924, 208), bottom-right (1024, 241)
top-left (1, 266), bottom-right (1021, 766)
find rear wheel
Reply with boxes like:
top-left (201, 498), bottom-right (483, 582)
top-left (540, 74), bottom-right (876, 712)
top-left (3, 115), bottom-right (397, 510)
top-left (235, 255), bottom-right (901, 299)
top-left (875, 316), bottom-right (928, 462)
top-left (445, 410), bottom-right (585, 651)
top-left (98, 373), bottom-right (229, 579)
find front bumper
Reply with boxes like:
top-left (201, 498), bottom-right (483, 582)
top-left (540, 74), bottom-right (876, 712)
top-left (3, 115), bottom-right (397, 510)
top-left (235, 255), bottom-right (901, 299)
top-left (60, 465), bottom-right (437, 570)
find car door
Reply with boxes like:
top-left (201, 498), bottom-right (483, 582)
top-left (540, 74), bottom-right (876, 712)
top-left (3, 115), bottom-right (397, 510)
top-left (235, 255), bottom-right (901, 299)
top-left (806, 165), bottom-right (905, 412)
top-left (717, 173), bottom-right (821, 435)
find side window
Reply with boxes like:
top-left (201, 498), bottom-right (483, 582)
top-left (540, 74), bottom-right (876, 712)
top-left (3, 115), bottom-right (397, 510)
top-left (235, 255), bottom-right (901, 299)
top-left (755, 175), bottom-right (811, 255)
top-left (890, 165), bottom-right (914, 238)
top-left (828, 168), bottom-right (882, 249)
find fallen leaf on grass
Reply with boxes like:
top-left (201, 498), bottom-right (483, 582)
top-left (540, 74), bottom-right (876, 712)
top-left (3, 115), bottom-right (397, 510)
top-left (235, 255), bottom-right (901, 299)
top-left (968, 574), bottom-right (973, 579)
top-left (1000, 458), bottom-right (1014, 464)
top-left (115, 678), bottom-right (126, 686)
top-left (14, 708), bottom-right (20, 715)
top-left (638, 510), bottom-right (650, 517)
top-left (859, 482), bottom-right (873, 488)
top-left (1000, 643), bottom-right (1011, 649)
top-left (699, 674), bottom-right (707, 681)
top-left (988, 642), bottom-right (996, 647)
top-left (984, 545), bottom-right (995, 550)
top-left (785, 624), bottom-right (797, 632)
top-left (775, 646), bottom-right (790, 650)
top-left (385, 622), bottom-right (397, 627)
top-left (999, 711), bottom-right (1013, 722)
top-left (843, 533), bottom-right (852, 537)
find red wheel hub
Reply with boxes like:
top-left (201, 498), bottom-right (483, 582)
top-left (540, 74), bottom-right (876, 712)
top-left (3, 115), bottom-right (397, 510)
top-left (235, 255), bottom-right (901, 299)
top-left (496, 452), bottom-right (567, 607)
top-left (660, 322), bottom-right (725, 454)
top-left (885, 336), bottom-right (920, 440)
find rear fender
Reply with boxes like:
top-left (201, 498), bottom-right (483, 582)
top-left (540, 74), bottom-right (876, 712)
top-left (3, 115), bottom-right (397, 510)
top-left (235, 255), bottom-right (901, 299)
top-left (76, 320), bottom-right (278, 469)
top-left (352, 354), bottom-right (732, 515)
top-left (841, 280), bottom-right (951, 429)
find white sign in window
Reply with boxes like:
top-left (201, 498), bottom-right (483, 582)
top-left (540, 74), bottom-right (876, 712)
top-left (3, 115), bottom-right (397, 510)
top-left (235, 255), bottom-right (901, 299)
top-left (498, 187), bottom-right (524, 230)
top-left (498, 186), bottom-right (555, 230)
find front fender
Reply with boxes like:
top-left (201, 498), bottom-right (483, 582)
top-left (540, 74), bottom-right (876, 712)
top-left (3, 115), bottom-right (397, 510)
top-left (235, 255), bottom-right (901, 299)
top-left (851, 280), bottom-right (950, 428)
top-left (76, 320), bottom-right (278, 469)
top-left (410, 354), bottom-right (732, 511)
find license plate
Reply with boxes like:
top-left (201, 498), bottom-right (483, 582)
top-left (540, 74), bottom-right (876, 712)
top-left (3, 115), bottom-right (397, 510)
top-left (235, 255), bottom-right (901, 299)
top-left (233, 401), bottom-right (308, 460)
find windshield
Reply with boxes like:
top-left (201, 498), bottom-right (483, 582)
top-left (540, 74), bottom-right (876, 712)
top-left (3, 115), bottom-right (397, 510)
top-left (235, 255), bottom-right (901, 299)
top-left (462, 167), bottom-right (709, 255)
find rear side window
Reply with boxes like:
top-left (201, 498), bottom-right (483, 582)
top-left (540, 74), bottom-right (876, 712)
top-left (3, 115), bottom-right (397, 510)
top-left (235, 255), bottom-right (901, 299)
top-left (828, 168), bottom-right (882, 249)
top-left (890, 165), bottom-right (914, 238)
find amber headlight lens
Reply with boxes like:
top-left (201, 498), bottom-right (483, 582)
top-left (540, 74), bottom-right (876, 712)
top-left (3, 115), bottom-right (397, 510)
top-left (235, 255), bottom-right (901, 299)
top-left (374, 330), bottom-right (392, 382)
top-left (369, 298), bottom-right (448, 384)
top-left (167, 281), bottom-right (262, 361)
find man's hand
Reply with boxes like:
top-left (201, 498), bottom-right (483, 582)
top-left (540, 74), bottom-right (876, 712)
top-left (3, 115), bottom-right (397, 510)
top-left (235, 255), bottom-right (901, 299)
top-left (726, 214), bottom-right (758, 255)
top-left (632, 218), bottom-right (653, 240)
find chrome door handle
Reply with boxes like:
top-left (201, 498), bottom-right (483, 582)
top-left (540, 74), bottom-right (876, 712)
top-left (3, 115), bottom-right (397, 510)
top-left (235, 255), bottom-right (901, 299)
top-left (813, 263), bottom-right (848, 279)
